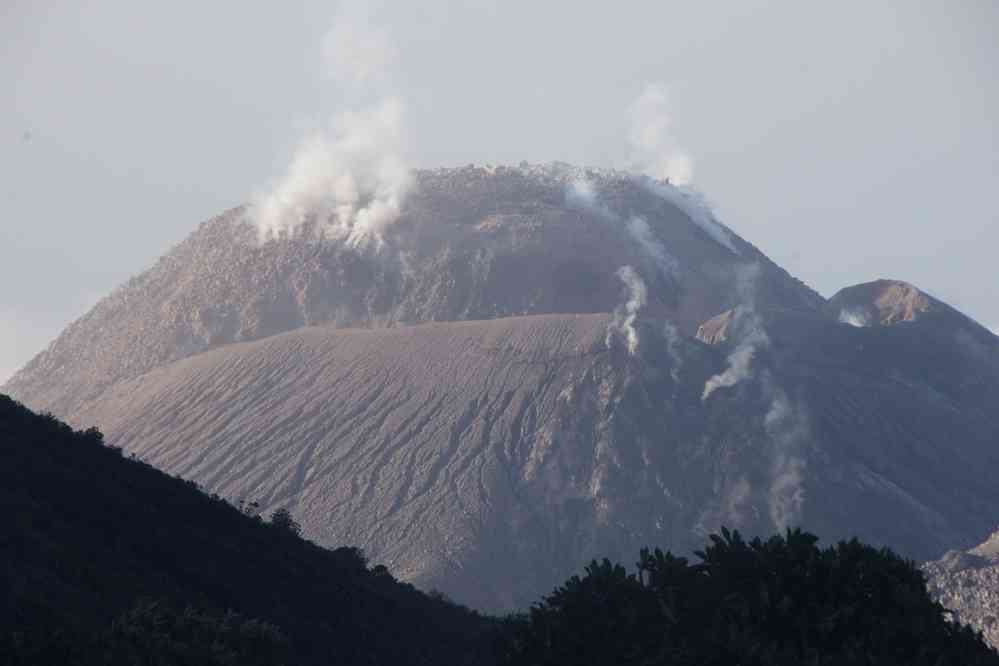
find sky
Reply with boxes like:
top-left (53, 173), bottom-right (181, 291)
top-left (2, 0), bottom-right (997, 383)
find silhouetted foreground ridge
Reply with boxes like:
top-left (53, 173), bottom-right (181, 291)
top-left (0, 394), bottom-right (489, 665)
top-left (496, 529), bottom-right (999, 665)
top-left (3, 393), bottom-right (996, 665)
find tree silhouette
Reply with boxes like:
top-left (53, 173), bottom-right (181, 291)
top-left (270, 507), bottom-right (302, 537)
top-left (496, 527), bottom-right (999, 665)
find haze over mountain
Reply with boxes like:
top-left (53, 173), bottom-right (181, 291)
top-left (4, 2), bottom-right (997, 385)
top-left (7, 164), bottom-right (999, 611)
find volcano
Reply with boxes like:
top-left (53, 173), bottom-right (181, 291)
top-left (6, 163), bottom-right (999, 610)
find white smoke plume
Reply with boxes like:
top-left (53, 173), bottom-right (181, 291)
top-left (703, 263), bottom-right (768, 400)
top-left (565, 179), bottom-right (615, 221)
top-left (624, 84), bottom-right (740, 256)
top-left (764, 389), bottom-right (809, 531)
top-left (566, 179), bottom-right (680, 278)
top-left (322, 8), bottom-right (396, 89)
top-left (252, 99), bottom-right (409, 246)
top-left (627, 83), bottom-right (693, 186)
top-left (701, 317), bottom-right (769, 400)
top-left (607, 265), bottom-right (647, 355)
top-left (251, 6), bottom-right (409, 247)
top-left (645, 180), bottom-right (739, 255)
top-left (838, 308), bottom-right (871, 327)
top-left (661, 319), bottom-right (685, 383)
top-left (733, 261), bottom-right (761, 304)
top-left (626, 216), bottom-right (678, 278)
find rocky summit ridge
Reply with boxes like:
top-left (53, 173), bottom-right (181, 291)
top-left (5, 164), bottom-right (820, 416)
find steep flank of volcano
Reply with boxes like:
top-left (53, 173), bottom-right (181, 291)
top-left (3, 164), bottom-right (821, 416)
top-left (66, 309), bottom-right (999, 610)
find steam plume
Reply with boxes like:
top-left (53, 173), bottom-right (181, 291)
top-left (627, 83), bottom-right (693, 186)
top-left (645, 180), bottom-right (739, 255)
top-left (624, 84), bottom-right (740, 255)
top-left (838, 308), bottom-right (870, 327)
top-left (565, 179), bottom-right (615, 222)
top-left (251, 7), bottom-right (409, 247)
top-left (566, 179), bottom-right (680, 278)
top-left (626, 216), bottom-right (678, 278)
top-left (701, 317), bottom-right (768, 400)
top-left (702, 264), bottom-right (768, 400)
top-left (698, 260), bottom-right (810, 530)
top-left (607, 266), bottom-right (647, 355)
top-left (764, 389), bottom-right (809, 531)
top-left (322, 8), bottom-right (396, 89)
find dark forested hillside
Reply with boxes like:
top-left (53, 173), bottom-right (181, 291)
top-left (0, 394), bottom-right (490, 666)
top-left (4, 393), bottom-right (997, 665)
top-left (496, 529), bottom-right (999, 666)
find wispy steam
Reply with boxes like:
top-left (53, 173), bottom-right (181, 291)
top-left (565, 179), bottom-right (615, 221)
top-left (251, 7), bottom-right (410, 247)
top-left (764, 389), bottom-right (808, 531)
top-left (701, 315), bottom-right (768, 400)
top-left (627, 83), bottom-right (693, 186)
top-left (607, 266), bottom-right (647, 355)
top-left (838, 308), bottom-right (871, 327)
top-left (623, 84), bottom-right (740, 255)
top-left (733, 262), bottom-right (761, 304)
top-left (322, 8), bottom-right (396, 88)
top-left (645, 180), bottom-right (739, 255)
top-left (626, 216), bottom-right (678, 278)
top-left (702, 264), bottom-right (767, 400)
top-left (566, 179), bottom-right (680, 278)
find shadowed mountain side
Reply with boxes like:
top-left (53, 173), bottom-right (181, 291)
top-left (4, 165), bottom-right (822, 417)
top-left (0, 395), bottom-right (490, 666)
top-left (69, 311), bottom-right (999, 611)
top-left (758, 307), bottom-right (999, 554)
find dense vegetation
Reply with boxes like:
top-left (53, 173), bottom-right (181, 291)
top-left (3, 393), bottom-right (996, 665)
top-left (0, 395), bottom-right (489, 665)
top-left (496, 529), bottom-right (998, 665)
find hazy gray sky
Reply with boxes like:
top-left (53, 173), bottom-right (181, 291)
top-left (2, 0), bottom-right (997, 382)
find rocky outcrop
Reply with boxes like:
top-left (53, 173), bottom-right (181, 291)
top-left (825, 279), bottom-right (996, 340)
top-left (695, 309), bottom-right (734, 345)
top-left (924, 529), bottom-right (999, 649)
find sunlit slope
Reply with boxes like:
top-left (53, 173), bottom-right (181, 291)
top-left (70, 309), bottom-right (999, 610)
top-left (4, 165), bottom-right (820, 417)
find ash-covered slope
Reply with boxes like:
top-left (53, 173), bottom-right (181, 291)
top-left (70, 314), bottom-right (694, 610)
top-left (69, 306), bottom-right (999, 611)
top-left (4, 164), bottom-right (819, 416)
top-left (7, 163), bottom-right (999, 612)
